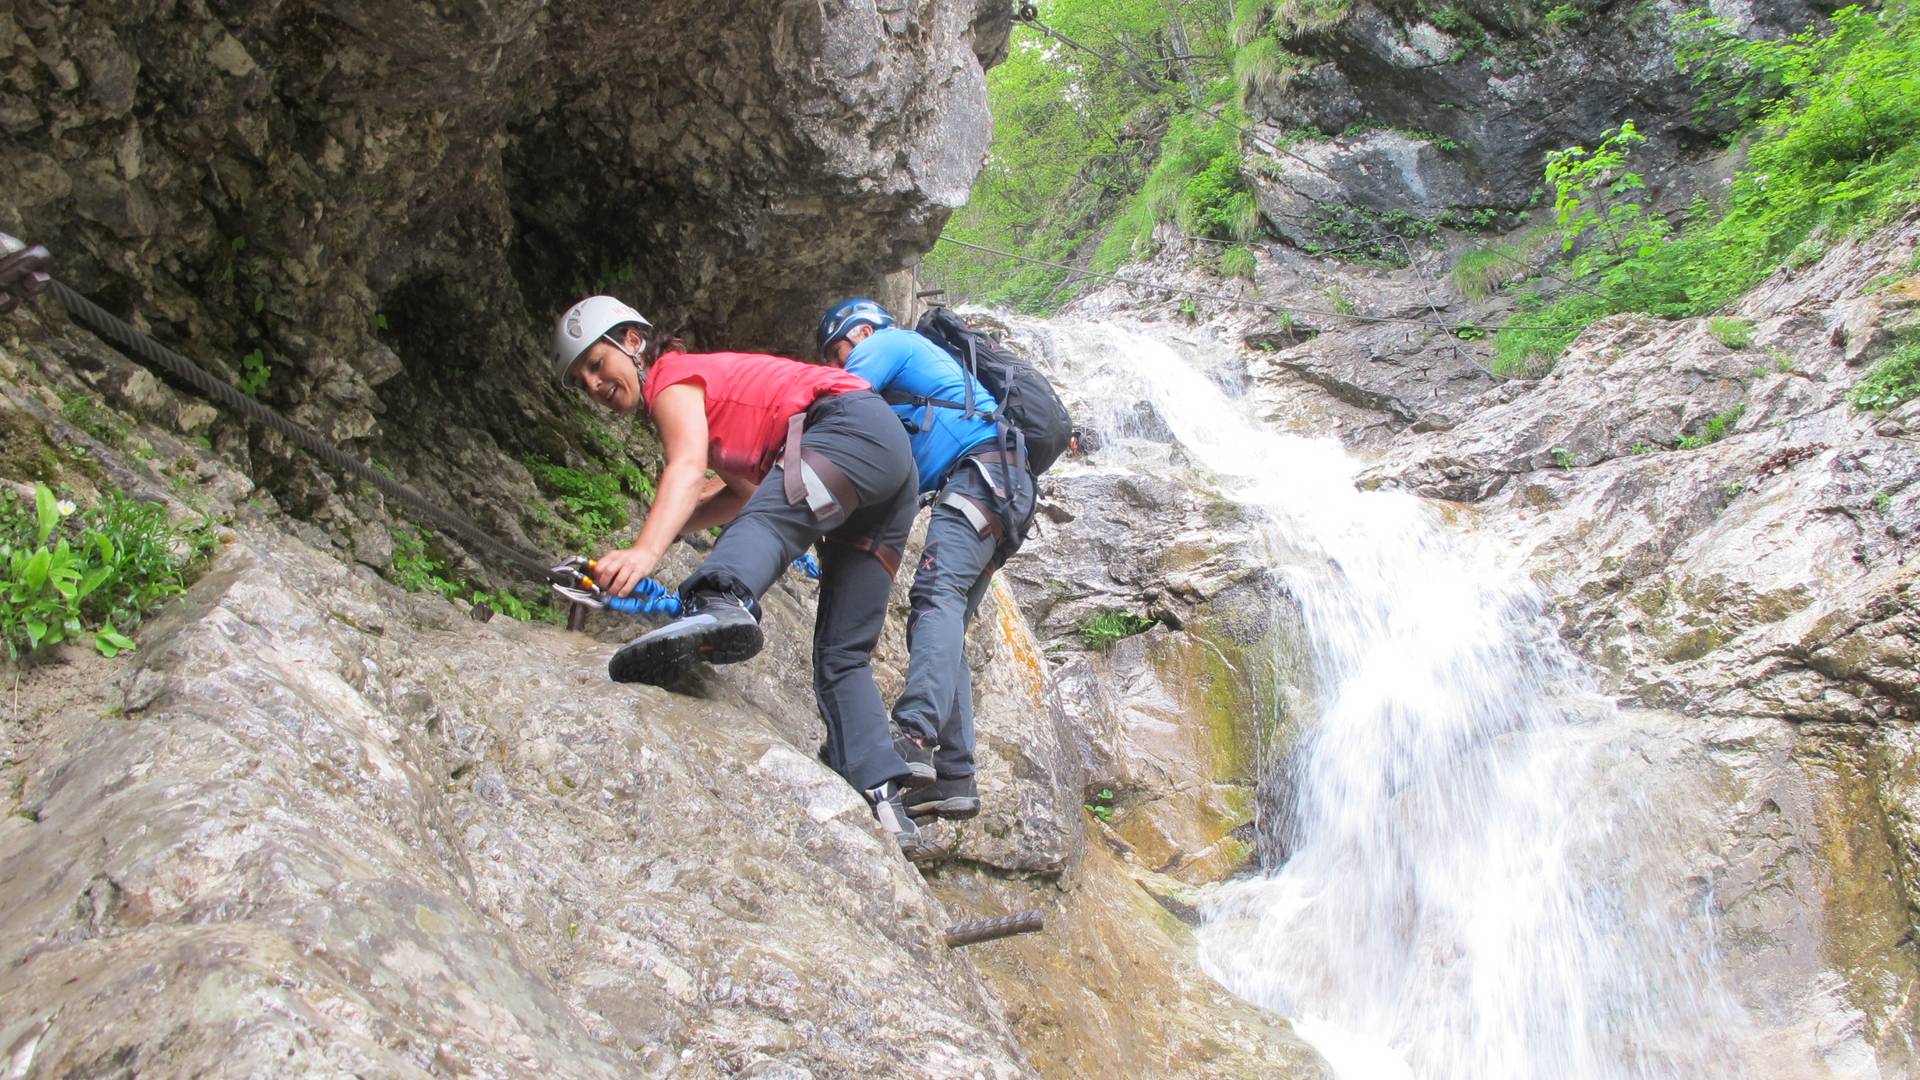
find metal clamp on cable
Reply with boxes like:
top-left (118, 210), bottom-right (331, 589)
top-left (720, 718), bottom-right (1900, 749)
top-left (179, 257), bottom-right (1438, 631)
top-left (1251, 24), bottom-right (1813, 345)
top-left (0, 232), bottom-right (53, 316)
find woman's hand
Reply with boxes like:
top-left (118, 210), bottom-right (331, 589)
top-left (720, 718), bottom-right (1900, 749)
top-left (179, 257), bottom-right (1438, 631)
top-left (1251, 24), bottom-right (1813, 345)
top-left (593, 544), bottom-right (661, 598)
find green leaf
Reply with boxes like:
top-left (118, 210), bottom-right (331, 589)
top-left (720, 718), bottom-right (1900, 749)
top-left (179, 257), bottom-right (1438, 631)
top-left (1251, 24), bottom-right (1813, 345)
top-left (34, 485), bottom-right (56, 545)
top-left (23, 549), bottom-right (49, 590)
top-left (76, 565), bottom-right (112, 602)
top-left (96, 623), bottom-right (135, 654)
top-left (25, 619), bottom-right (46, 646)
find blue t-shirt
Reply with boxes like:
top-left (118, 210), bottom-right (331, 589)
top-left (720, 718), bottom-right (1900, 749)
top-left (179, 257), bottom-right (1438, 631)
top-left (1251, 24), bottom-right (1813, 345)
top-left (843, 326), bottom-right (999, 495)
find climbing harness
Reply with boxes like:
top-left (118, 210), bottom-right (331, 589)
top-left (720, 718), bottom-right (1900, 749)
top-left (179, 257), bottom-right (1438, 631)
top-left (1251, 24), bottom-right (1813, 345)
top-left (548, 553), bottom-right (821, 630)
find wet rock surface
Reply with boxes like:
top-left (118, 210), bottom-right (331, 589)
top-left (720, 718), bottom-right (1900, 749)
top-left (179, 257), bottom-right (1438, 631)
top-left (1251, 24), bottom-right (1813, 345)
top-left (0, 529), bottom-right (1035, 1077)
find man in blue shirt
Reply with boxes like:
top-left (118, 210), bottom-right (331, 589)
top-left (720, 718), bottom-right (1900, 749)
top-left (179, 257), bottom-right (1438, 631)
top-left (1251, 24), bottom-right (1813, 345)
top-left (818, 299), bottom-right (1038, 822)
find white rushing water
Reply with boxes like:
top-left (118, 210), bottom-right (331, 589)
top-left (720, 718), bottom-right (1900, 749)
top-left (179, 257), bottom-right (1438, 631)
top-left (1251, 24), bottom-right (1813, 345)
top-left (1014, 316), bottom-right (1748, 1079)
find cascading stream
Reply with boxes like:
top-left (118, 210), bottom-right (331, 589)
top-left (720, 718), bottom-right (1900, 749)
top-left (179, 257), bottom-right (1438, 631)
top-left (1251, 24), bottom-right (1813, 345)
top-left (1010, 315), bottom-right (1748, 1079)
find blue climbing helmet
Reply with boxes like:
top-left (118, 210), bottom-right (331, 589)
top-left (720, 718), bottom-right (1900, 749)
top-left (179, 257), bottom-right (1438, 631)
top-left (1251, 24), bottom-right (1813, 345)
top-left (816, 298), bottom-right (894, 358)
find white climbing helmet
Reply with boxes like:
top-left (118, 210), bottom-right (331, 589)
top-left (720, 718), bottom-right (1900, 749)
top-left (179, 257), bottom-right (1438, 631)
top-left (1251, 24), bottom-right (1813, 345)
top-left (552, 295), bottom-right (652, 389)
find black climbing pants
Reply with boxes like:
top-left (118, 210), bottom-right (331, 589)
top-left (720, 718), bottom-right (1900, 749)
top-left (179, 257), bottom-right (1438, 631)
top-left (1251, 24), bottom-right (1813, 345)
top-left (679, 390), bottom-right (919, 792)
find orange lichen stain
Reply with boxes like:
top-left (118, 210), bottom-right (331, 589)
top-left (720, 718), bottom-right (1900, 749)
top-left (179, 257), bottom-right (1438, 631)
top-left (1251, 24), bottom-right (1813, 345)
top-left (990, 577), bottom-right (1048, 702)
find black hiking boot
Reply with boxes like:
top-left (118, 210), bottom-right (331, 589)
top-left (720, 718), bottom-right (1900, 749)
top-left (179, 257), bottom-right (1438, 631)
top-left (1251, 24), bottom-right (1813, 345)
top-left (904, 774), bottom-right (979, 821)
top-left (608, 592), bottom-right (763, 685)
top-left (867, 781), bottom-right (942, 863)
top-left (891, 724), bottom-right (937, 789)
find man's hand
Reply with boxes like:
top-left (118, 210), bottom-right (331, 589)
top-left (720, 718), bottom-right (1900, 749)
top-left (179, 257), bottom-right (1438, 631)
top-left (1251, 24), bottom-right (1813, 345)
top-left (0, 233), bottom-right (51, 316)
top-left (593, 544), bottom-right (661, 599)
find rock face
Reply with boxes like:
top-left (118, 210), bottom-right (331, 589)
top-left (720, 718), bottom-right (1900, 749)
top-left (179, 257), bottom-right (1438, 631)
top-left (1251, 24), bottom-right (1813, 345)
top-left (0, 0), bottom-right (1008, 574)
top-left (0, 301), bottom-right (1328, 1076)
top-left (0, 527), bottom-right (1037, 1077)
top-left (1245, 0), bottom-right (1822, 232)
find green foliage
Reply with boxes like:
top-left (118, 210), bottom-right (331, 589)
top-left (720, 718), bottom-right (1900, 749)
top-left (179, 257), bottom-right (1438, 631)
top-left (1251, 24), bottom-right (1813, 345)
top-left (1848, 337), bottom-right (1920, 411)
top-left (1220, 245), bottom-right (1258, 279)
top-left (1078, 609), bottom-right (1156, 648)
top-left (1256, 0), bottom-right (1352, 38)
top-left (1708, 317), bottom-right (1755, 349)
top-left (390, 528), bottom-right (462, 601)
top-left (237, 348), bottom-right (271, 397)
top-left (389, 527), bottom-right (553, 621)
top-left (1497, 4), bottom-right (1920, 373)
top-left (525, 458), bottom-right (631, 551)
top-left (0, 484), bottom-right (214, 659)
top-left (1453, 231), bottom-right (1547, 300)
top-left (1874, 490), bottom-right (1895, 512)
top-left (1543, 3), bottom-right (1584, 26)
top-left (60, 391), bottom-right (126, 447)
top-left (1326, 285), bottom-right (1356, 315)
top-left (1544, 120), bottom-right (1668, 271)
top-left (1084, 787), bottom-right (1117, 822)
top-left (1675, 404), bottom-right (1747, 449)
top-left (1549, 446), bottom-right (1576, 469)
top-left (926, 0), bottom-right (1275, 307)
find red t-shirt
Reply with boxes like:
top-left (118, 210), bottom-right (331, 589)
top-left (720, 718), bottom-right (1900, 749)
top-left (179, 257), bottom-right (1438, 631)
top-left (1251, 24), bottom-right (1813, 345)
top-left (642, 351), bottom-right (869, 482)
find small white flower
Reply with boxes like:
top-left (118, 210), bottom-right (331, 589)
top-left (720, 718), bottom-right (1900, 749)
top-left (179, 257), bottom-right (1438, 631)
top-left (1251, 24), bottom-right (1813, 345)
top-left (55, 499), bottom-right (76, 516)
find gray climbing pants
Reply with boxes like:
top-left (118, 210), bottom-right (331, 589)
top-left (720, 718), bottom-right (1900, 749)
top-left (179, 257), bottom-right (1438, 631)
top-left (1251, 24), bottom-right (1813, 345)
top-left (679, 390), bottom-right (919, 792)
top-left (891, 450), bottom-right (1037, 779)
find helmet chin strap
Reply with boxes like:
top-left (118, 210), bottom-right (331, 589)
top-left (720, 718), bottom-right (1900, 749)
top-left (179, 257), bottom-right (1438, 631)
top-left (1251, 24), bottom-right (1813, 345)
top-left (593, 333), bottom-right (649, 402)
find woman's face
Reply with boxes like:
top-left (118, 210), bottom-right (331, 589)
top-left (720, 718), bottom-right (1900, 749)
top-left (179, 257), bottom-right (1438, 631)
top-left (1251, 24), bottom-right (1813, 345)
top-left (573, 330), bottom-right (644, 414)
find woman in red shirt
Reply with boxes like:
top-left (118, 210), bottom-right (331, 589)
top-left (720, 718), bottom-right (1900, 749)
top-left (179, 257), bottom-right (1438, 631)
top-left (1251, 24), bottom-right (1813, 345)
top-left (552, 295), bottom-right (930, 856)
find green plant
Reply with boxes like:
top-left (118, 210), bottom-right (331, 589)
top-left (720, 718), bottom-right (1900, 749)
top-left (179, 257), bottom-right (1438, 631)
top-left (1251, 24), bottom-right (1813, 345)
top-left (60, 391), bottom-right (126, 447)
top-left (1549, 446), bottom-right (1576, 469)
top-left (389, 528), bottom-right (551, 622)
top-left (1451, 321), bottom-right (1487, 341)
top-left (237, 348), bottom-right (271, 397)
top-left (1327, 286), bottom-right (1356, 315)
top-left (1543, 3), bottom-right (1584, 26)
top-left (1497, 5), bottom-right (1920, 373)
top-left (525, 458), bottom-right (632, 550)
top-left (1771, 349), bottom-right (1796, 372)
top-left (390, 528), bottom-right (461, 601)
top-left (1849, 337), bottom-right (1920, 411)
top-left (1675, 403), bottom-right (1748, 449)
top-left (1708, 317), bottom-right (1754, 349)
top-left (1220, 245), bottom-right (1258, 280)
top-left (1084, 787), bottom-right (1117, 822)
top-left (1724, 479), bottom-right (1747, 497)
top-left (1078, 609), bottom-right (1156, 649)
top-left (0, 485), bottom-right (214, 659)
top-left (1453, 246), bottom-right (1518, 301)
top-left (369, 312), bottom-right (390, 332)
top-left (1874, 490), bottom-right (1894, 512)
top-left (1629, 441), bottom-right (1657, 455)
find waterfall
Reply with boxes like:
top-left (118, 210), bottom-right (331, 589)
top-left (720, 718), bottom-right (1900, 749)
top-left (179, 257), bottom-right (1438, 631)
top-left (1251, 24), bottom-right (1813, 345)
top-left (1013, 315), bottom-right (1750, 1079)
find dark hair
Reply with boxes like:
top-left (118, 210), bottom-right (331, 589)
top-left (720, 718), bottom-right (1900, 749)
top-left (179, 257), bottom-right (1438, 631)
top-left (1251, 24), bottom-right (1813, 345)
top-left (607, 322), bottom-right (686, 366)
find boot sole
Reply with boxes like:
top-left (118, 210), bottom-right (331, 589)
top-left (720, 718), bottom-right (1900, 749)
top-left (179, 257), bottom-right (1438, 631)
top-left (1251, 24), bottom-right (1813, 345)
top-left (900, 834), bottom-right (949, 863)
top-left (903, 761), bottom-right (937, 789)
top-left (609, 618), bottom-right (764, 685)
top-left (905, 796), bottom-right (980, 821)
